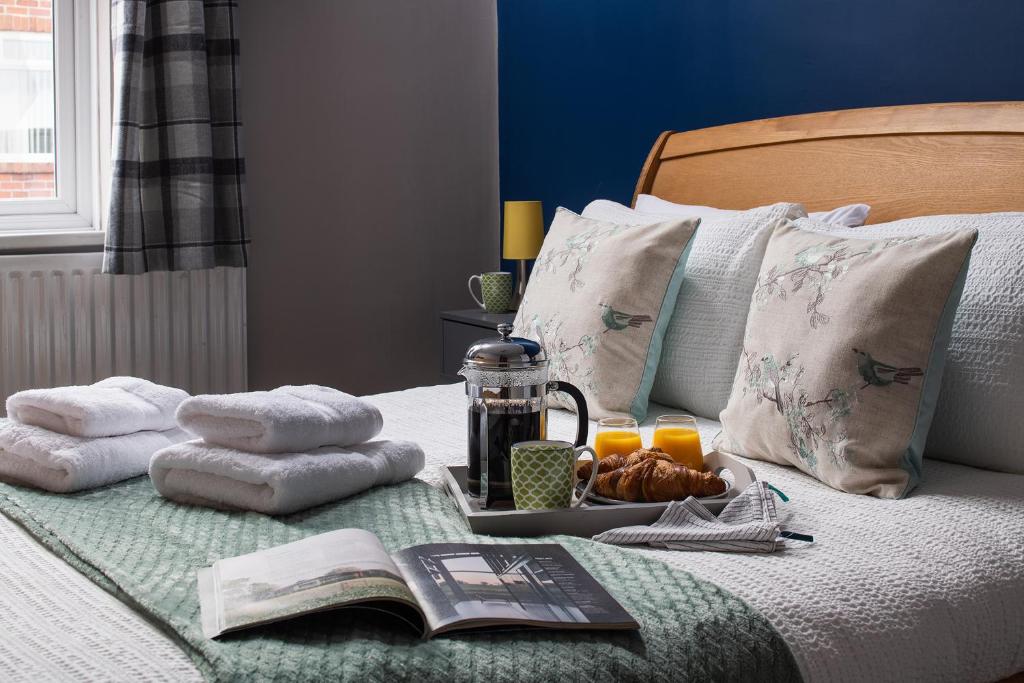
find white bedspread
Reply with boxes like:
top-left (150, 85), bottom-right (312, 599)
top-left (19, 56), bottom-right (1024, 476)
top-left (1, 382), bottom-right (1022, 682)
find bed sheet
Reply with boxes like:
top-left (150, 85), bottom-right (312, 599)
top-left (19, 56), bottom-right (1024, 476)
top-left (376, 384), bottom-right (1024, 683)
top-left (1, 382), bottom-right (1022, 682)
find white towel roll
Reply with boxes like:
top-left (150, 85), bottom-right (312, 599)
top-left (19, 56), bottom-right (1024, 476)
top-left (0, 420), bottom-right (189, 493)
top-left (6, 377), bottom-right (189, 438)
top-left (150, 438), bottom-right (425, 515)
top-left (175, 385), bottom-right (384, 453)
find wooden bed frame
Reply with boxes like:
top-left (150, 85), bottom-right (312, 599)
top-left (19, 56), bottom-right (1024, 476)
top-left (633, 101), bottom-right (1024, 222)
top-left (637, 101), bottom-right (1024, 683)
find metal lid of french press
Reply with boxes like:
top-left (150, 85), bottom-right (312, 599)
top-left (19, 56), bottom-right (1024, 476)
top-left (463, 323), bottom-right (547, 370)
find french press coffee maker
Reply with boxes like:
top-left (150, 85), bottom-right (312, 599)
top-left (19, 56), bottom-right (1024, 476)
top-left (459, 323), bottom-right (589, 508)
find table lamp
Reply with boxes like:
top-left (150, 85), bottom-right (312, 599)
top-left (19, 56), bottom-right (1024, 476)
top-left (503, 200), bottom-right (544, 309)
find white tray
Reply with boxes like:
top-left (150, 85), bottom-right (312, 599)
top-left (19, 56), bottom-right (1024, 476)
top-left (441, 450), bottom-right (756, 537)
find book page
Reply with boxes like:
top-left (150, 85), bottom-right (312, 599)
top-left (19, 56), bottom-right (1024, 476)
top-left (392, 543), bottom-right (638, 635)
top-left (199, 528), bottom-right (423, 638)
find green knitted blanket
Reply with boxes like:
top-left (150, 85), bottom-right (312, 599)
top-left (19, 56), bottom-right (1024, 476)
top-left (0, 477), bottom-right (801, 683)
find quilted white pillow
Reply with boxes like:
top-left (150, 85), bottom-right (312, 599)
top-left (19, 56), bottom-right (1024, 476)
top-left (635, 194), bottom-right (870, 227)
top-left (582, 199), bottom-right (807, 418)
top-left (794, 213), bottom-right (1024, 474)
top-left (582, 199), bottom-right (677, 225)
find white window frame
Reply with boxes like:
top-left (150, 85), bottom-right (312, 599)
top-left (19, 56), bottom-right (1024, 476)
top-left (0, 0), bottom-right (108, 248)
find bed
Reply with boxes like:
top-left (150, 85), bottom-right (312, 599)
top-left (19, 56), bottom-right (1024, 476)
top-left (1, 102), bottom-right (1023, 682)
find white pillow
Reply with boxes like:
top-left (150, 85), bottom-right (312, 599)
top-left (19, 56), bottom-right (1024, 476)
top-left (794, 213), bottom-right (1024, 475)
top-left (581, 199), bottom-right (678, 225)
top-left (811, 203), bottom-right (872, 227)
top-left (582, 199), bottom-right (807, 419)
top-left (635, 194), bottom-right (870, 227)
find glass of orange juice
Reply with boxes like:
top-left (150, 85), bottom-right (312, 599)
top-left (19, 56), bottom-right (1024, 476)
top-left (594, 417), bottom-right (642, 459)
top-left (652, 415), bottom-right (703, 470)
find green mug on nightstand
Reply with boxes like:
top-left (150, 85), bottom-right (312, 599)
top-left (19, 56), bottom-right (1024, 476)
top-left (468, 271), bottom-right (514, 313)
top-left (510, 440), bottom-right (600, 510)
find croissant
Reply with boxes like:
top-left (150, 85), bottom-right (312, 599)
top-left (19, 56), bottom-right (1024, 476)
top-left (579, 447), bottom-right (726, 502)
top-left (576, 448), bottom-right (672, 480)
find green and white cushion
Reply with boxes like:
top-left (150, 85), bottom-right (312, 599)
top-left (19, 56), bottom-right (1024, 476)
top-left (513, 208), bottom-right (698, 421)
top-left (715, 222), bottom-right (977, 498)
top-left (795, 213), bottom-right (1024, 475)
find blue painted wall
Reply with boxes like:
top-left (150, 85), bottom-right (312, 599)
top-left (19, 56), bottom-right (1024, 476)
top-left (497, 0), bottom-right (1024, 265)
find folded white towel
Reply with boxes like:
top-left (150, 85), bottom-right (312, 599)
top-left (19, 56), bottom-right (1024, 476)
top-left (0, 420), bottom-right (189, 493)
top-left (149, 438), bottom-right (425, 515)
top-left (175, 385), bottom-right (384, 453)
top-left (6, 377), bottom-right (189, 438)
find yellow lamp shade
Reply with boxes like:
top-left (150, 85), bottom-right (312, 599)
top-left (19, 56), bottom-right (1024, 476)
top-left (503, 200), bottom-right (544, 260)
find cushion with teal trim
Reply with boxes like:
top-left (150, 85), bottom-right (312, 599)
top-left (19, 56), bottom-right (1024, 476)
top-left (715, 222), bottom-right (977, 498)
top-left (796, 213), bottom-right (1024, 475)
top-left (513, 207), bottom-right (698, 421)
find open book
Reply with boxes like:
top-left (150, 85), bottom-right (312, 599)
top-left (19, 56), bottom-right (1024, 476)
top-left (198, 529), bottom-right (638, 639)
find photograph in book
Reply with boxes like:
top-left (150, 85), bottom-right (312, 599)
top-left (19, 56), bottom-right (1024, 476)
top-left (198, 529), bottom-right (638, 639)
top-left (202, 529), bottom-right (419, 636)
top-left (392, 542), bottom-right (634, 632)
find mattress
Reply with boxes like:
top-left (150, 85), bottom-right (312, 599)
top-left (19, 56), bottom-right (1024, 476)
top-left (1, 382), bottom-right (1022, 682)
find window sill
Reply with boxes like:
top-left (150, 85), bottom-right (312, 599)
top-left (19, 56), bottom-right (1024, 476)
top-left (0, 229), bottom-right (105, 255)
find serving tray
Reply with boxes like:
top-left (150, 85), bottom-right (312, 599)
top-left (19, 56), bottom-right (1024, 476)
top-left (441, 450), bottom-right (756, 538)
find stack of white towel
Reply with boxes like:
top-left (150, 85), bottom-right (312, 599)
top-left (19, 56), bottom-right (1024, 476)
top-left (0, 379), bottom-right (424, 514)
top-left (0, 377), bottom-right (190, 492)
top-left (150, 385), bottom-right (425, 515)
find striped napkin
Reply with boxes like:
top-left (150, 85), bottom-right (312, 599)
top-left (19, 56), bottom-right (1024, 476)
top-left (593, 481), bottom-right (809, 553)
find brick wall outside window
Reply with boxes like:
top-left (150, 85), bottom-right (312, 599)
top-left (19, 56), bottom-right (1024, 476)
top-left (0, 0), bottom-right (55, 200)
top-left (0, 162), bottom-right (53, 199)
top-left (0, 0), bottom-right (51, 33)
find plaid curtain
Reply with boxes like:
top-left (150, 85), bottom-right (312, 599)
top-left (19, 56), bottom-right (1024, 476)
top-left (104, 0), bottom-right (248, 275)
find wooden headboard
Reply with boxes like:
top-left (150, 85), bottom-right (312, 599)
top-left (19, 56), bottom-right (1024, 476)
top-left (633, 102), bottom-right (1024, 224)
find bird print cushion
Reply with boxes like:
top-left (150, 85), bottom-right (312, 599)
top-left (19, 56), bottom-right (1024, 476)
top-left (513, 208), bottom-right (699, 421)
top-left (714, 222), bottom-right (977, 498)
top-left (793, 213), bottom-right (1024, 475)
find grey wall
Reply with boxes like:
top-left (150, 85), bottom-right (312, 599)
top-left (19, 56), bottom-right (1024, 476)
top-left (240, 1), bottom-right (499, 394)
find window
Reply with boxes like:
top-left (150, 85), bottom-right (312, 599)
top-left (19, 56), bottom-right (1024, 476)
top-left (0, 31), bottom-right (55, 174)
top-left (0, 0), bottom-right (102, 235)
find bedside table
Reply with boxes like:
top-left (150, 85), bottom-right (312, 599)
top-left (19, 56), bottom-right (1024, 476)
top-left (440, 309), bottom-right (516, 382)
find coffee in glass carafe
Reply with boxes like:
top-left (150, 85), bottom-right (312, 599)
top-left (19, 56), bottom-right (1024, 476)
top-left (459, 323), bottom-right (588, 509)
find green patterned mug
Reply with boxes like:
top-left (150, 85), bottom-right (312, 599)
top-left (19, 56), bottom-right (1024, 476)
top-left (510, 440), bottom-right (600, 510)
top-left (468, 271), bottom-right (514, 313)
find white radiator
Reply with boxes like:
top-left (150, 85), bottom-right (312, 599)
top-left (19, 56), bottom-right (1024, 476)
top-left (0, 253), bottom-right (246, 405)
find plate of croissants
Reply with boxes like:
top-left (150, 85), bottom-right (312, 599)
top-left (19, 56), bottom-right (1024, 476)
top-left (576, 447), bottom-right (730, 505)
